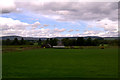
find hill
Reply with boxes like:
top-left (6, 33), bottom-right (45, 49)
top-left (1, 35), bottom-right (119, 40)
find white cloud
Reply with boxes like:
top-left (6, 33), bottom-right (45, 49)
top-left (68, 29), bottom-right (74, 32)
top-left (56, 10), bottom-right (69, 15)
top-left (82, 30), bottom-right (118, 37)
top-left (43, 24), bottom-right (49, 27)
top-left (31, 21), bottom-right (41, 29)
top-left (76, 29), bottom-right (79, 31)
top-left (65, 34), bottom-right (73, 37)
top-left (43, 15), bottom-right (62, 20)
top-left (54, 28), bottom-right (66, 32)
top-left (0, 17), bottom-right (28, 26)
top-left (0, 17), bottom-right (68, 37)
top-left (0, 1), bottom-right (118, 37)
top-left (0, 17), bottom-right (29, 32)
top-left (0, 17), bottom-right (49, 37)
top-left (0, 17), bottom-right (118, 37)
top-left (83, 18), bottom-right (118, 37)
top-left (96, 18), bottom-right (118, 32)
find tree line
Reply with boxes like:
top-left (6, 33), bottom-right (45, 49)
top-left (2, 38), bottom-right (31, 45)
top-left (2, 37), bottom-right (119, 46)
top-left (62, 37), bottom-right (102, 46)
top-left (38, 38), bottom-right (58, 47)
top-left (2, 38), bottom-right (58, 46)
top-left (62, 37), bottom-right (119, 46)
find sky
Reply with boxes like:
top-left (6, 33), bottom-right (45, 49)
top-left (0, 0), bottom-right (119, 38)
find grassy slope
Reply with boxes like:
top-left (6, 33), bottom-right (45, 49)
top-left (2, 48), bottom-right (118, 78)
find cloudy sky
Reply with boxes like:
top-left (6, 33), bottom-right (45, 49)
top-left (0, 0), bottom-right (119, 37)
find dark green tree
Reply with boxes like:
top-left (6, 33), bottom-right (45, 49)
top-left (92, 39), bottom-right (99, 46)
top-left (46, 38), bottom-right (50, 44)
top-left (2, 40), bottom-right (5, 45)
top-left (118, 38), bottom-right (120, 47)
top-left (77, 37), bottom-right (85, 46)
top-left (69, 39), bottom-right (76, 46)
top-left (53, 38), bottom-right (58, 46)
top-left (38, 38), bottom-right (42, 45)
top-left (50, 38), bottom-right (54, 47)
top-left (6, 38), bottom-right (11, 45)
top-left (61, 38), bottom-right (69, 46)
top-left (20, 38), bottom-right (25, 45)
top-left (12, 38), bottom-right (19, 45)
top-left (86, 37), bottom-right (92, 46)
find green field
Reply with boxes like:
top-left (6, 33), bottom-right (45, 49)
top-left (2, 47), bottom-right (118, 78)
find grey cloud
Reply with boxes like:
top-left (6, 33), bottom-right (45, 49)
top-left (15, 2), bottom-right (118, 21)
top-left (1, 9), bottom-right (13, 14)
top-left (1, 7), bottom-right (16, 14)
top-left (0, 0), bottom-right (16, 14)
top-left (1, 1), bottom-right (118, 21)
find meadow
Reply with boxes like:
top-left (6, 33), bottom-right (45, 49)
top-left (2, 46), bottom-right (118, 79)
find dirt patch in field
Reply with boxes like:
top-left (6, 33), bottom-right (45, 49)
top-left (2, 46), bottom-right (42, 53)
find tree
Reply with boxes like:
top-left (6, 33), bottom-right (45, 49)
top-left (73, 39), bottom-right (77, 46)
top-left (69, 39), bottom-right (76, 46)
top-left (6, 38), bottom-right (11, 45)
top-left (12, 38), bottom-right (19, 45)
top-left (20, 38), bottom-right (25, 45)
top-left (46, 38), bottom-right (50, 44)
top-left (49, 38), bottom-right (58, 46)
top-left (2, 40), bottom-right (5, 45)
top-left (62, 38), bottom-right (69, 46)
top-left (53, 38), bottom-right (58, 46)
top-left (38, 38), bottom-right (42, 45)
top-left (92, 39), bottom-right (100, 46)
top-left (77, 37), bottom-right (85, 46)
top-left (50, 38), bottom-right (54, 47)
top-left (86, 37), bottom-right (92, 46)
top-left (118, 38), bottom-right (120, 46)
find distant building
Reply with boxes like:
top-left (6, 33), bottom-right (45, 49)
top-left (42, 44), bottom-right (51, 48)
top-left (57, 40), bottom-right (64, 46)
top-left (53, 40), bottom-right (65, 48)
top-left (53, 46), bottom-right (65, 48)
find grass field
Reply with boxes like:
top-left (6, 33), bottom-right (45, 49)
top-left (2, 47), bottom-right (118, 78)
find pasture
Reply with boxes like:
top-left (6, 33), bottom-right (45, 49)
top-left (2, 46), bottom-right (118, 78)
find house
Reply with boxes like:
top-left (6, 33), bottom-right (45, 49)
top-left (41, 44), bottom-right (51, 48)
top-left (53, 46), bottom-right (65, 48)
top-left (53, 40), bottom-right (65, 48)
